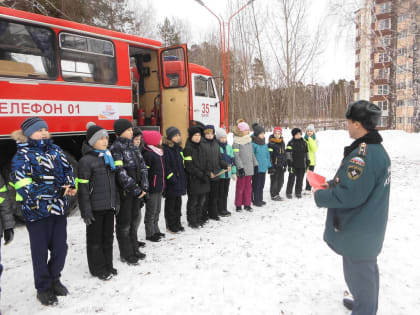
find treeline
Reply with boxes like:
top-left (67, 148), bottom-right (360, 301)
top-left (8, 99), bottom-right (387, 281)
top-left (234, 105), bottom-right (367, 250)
top-left (189, 42), bottom-right (354, 129)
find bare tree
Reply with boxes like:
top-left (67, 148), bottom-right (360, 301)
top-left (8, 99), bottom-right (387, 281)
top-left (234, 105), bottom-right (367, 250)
top-left (268, 0), bottom-right (324, 124)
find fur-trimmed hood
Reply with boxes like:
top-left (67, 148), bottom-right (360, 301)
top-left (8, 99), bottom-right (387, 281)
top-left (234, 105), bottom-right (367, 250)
top-left (11, 130), bottom-right (28, 143)
top-left (11, 129), bottom-right (51, 143)
top-left (162, 136), bottom-right (178, 148)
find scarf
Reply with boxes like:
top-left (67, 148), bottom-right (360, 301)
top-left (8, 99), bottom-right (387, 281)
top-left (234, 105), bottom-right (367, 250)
top-left (148, 145), bottom-right (163, 156)
top-left (252, 135), bottom-right (265, 145)
top-left (269, 136), bottom-right (283, 144)
top-left (343, 130), bottom-right (383, 157)
top-left (94, 149), bottom-right (116, 171)
top-left (233, 134), bottom-right (252, 145)
top-left (304, 133), bottom-right (316, 141)
top-left (218, 142), bottom-right (234, 165)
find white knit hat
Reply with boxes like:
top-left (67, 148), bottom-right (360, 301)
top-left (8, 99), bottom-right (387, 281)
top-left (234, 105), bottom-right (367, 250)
top-left (215, 128), bottom-right (227, 139)
top-left (306, 124), bottom-right (315, 133)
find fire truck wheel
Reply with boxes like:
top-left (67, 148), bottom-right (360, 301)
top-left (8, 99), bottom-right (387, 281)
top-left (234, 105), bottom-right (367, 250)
top-left (63, 151), bottom-right (79, 217)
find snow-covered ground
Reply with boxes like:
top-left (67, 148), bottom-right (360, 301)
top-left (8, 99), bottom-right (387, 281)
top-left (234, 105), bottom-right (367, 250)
top-left (1, 129), bottom-right (420, 315)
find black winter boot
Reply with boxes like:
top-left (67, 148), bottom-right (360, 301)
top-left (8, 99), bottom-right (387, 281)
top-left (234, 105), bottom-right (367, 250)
top-left (37, 289), bottom-right (58, 306)
top-left (52, 279), bottom-right (69, 296)
top-left (236, 206), bottom-right (243, 212)
top-left (244, 206), bottom-right (253, 212)
top-left (120, 255), bottom-right (139, 265)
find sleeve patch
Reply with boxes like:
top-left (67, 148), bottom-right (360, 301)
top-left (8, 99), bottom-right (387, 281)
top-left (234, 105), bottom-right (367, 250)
top-left (358, 143), bottom-right (368, 156)
top-left (347, 165), bottom-right (363, 180)
top-left (350, 157), bottom-right (365, 167)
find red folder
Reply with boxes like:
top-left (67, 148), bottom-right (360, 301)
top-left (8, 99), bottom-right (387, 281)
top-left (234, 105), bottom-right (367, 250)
top-left (307, 171), bottom-right (327, 191)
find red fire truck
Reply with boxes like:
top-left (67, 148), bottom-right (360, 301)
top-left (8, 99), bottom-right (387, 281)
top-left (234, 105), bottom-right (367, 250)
top-left (0, 7), bottom-right (224, 176)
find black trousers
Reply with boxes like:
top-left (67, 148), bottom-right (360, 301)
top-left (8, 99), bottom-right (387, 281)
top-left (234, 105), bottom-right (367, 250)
top-left (116, 194), bottom-right (141, 259)
top-left (187, 193), bottom-right (206, 225)
top-left (207, 180), bottom-right (221, 219)
top-left (86, 210), bottom-right (114, 276)
top-left (252, 172), bottom-right (266, 205)
top-left (343, 256), bottom-right (379, 315)
top-left (26, 215), bottom-right (68, 292)
top-left (270, 168), bottom-right (285, 197)
top-left (164, 195), bottom-right (182, 230)
top-left (286, 168), bottom-right (305, 195)
top-left (217, 178), bottom-right (231, 214)
top-left (305, 165), bottom-right (315, 191)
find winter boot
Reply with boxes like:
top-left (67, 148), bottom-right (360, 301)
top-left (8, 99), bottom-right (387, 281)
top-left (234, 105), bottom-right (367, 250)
top-left (296, 194), bottom-right (302, 198)
top-left (146, 234), bottom-right (161, 242)
top-left (37, 289), bottom-right (58, 306)
top-left (157, 232), bottom-right (166, 238)
top-left (236, 206), bottom-right (243, 212)
top-left (109, 268), bottom-right (118, 276)
top-left (272, 195), bottom-right (283, 201)
top-left (261, 201), bottom-right (267, 205)
top-left (134, 249), bottom-right (146, 260)
top-left (138, 241), bottom-right (146, 248)
top-left (97, 271), bottom-right (113, 281)
top-left (343, 291), bottom-right (354, 310)
top-left (120, 255), bottom-right (139, 266)
top-left (52, 279), bottom-right (69, 296)
top-left (244, 206), bottom-right (253, 212)
top-left (286, 194), bottom-right (292, 199)
top-left (219, 210), bottom-right (231, 217)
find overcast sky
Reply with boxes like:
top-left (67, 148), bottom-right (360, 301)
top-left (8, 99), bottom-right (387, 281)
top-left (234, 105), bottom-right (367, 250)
top-left (152, 0), bottom-right (355, 85)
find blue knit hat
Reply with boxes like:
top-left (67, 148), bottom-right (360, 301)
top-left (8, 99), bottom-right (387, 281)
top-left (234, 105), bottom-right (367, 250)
top-left (21, 117), bottom-right (48, 138)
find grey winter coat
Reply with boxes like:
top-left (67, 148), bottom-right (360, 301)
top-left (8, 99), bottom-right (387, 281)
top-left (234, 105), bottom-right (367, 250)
top-left (0, 174), bottom-right (15, 236)
top-left (232, 134), bottom-right (258, 176)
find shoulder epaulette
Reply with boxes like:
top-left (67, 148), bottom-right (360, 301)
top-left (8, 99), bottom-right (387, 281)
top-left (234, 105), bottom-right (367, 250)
top-left (358, 142), bottom-right (368, 156)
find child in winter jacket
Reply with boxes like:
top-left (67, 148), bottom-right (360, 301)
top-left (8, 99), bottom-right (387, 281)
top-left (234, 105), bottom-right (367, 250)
top-left (0, 173), bottom-right (15, 296)
top-left (162, 127), bottom-right (187, 233)
top-left (110, 119), bottom-right (148, 265)
top-left (78, 123), bottom-right (117, 281)
top-left (268, 127), bottom-right (287, 201)
top-left (233, 119), bottom-right (258, 211)
top-left (183, 126), bottom-right (210, 228)
top-left (133, 127), bottom-right (146, 248)
top-left (304, 124), bottom-right (318, 192)
top-left (10, 117), bottom-right (76, 306)
top-left (201, 125), bottom-right (229, 221)
top-left (251, 124), bottom-right (271, 207)
top-left (142, 131), bottom-right (166, 241)
top-left (286, 128), bottom-right (310, 199)
top-left (216, 128), bottom-right (236, 216)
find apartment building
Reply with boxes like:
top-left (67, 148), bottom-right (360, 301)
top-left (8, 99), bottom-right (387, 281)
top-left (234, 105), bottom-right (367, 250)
top-left (354, 0), bottom-right (419, 132)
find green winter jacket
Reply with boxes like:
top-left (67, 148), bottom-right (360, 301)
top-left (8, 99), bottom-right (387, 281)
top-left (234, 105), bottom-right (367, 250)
top-left (219, 144), bottom-right (237, 179)
top-left (314, 132), bottom-right (391, 260)
top-left (304, 136), bottom-right (318, 166)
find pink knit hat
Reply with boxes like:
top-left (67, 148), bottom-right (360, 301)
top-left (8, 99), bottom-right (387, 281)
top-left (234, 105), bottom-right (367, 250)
top-left (238, 121), bottom-right (250, 132)
top-left (142, 130), bottom-right (162, 146)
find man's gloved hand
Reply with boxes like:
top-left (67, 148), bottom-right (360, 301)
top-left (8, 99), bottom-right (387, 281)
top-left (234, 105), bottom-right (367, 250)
top-left (268, 168), bottom-right (275, 175)
top-left (238, 168), bottom-right (245, 178)
top-left (288, 166), bottom-right (294, 174)
top-left (4, 228), bottom-right (14, 245)
top-left (83, 214), bottom-right (95, 226)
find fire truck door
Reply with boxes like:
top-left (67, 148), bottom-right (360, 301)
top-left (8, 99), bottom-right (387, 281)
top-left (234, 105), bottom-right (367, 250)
top-left (158, 45), bottom-right (190, 142)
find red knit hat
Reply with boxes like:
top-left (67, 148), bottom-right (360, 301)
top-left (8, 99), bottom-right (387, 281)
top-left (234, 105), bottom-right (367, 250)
top-left (143, 130), bottom-right (162, 146)
top-left (273, 127), bottom-right (282, 134)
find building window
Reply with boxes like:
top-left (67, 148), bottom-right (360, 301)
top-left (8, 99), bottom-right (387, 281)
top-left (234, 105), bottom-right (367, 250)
top-left (379, 2), bottom-right (391, 14)
top-left (397, 117), bottom-right (403, 124)
top-left (398, 30), bottom-right (408, 39)
top-left (377, 68), bottom-right (389, 79)
top-left (398, 14), bottom-right (408, 23)
top-left (378, 35), bottom-right (391, 47)
top-left (377, 100), bottom-right (388, 110)
top-left (397, 81), bottom-right (406, 90)
top-left (378, 53), bottom-right (390, 63)
top-left (398, 48), bottom-right (407, 56)
top-left (397, 99), bottom-right (405, 107)
top-left (378, 85), bottom-right (389, 95)
top-left (379, 19), bottom-right (391, 30)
